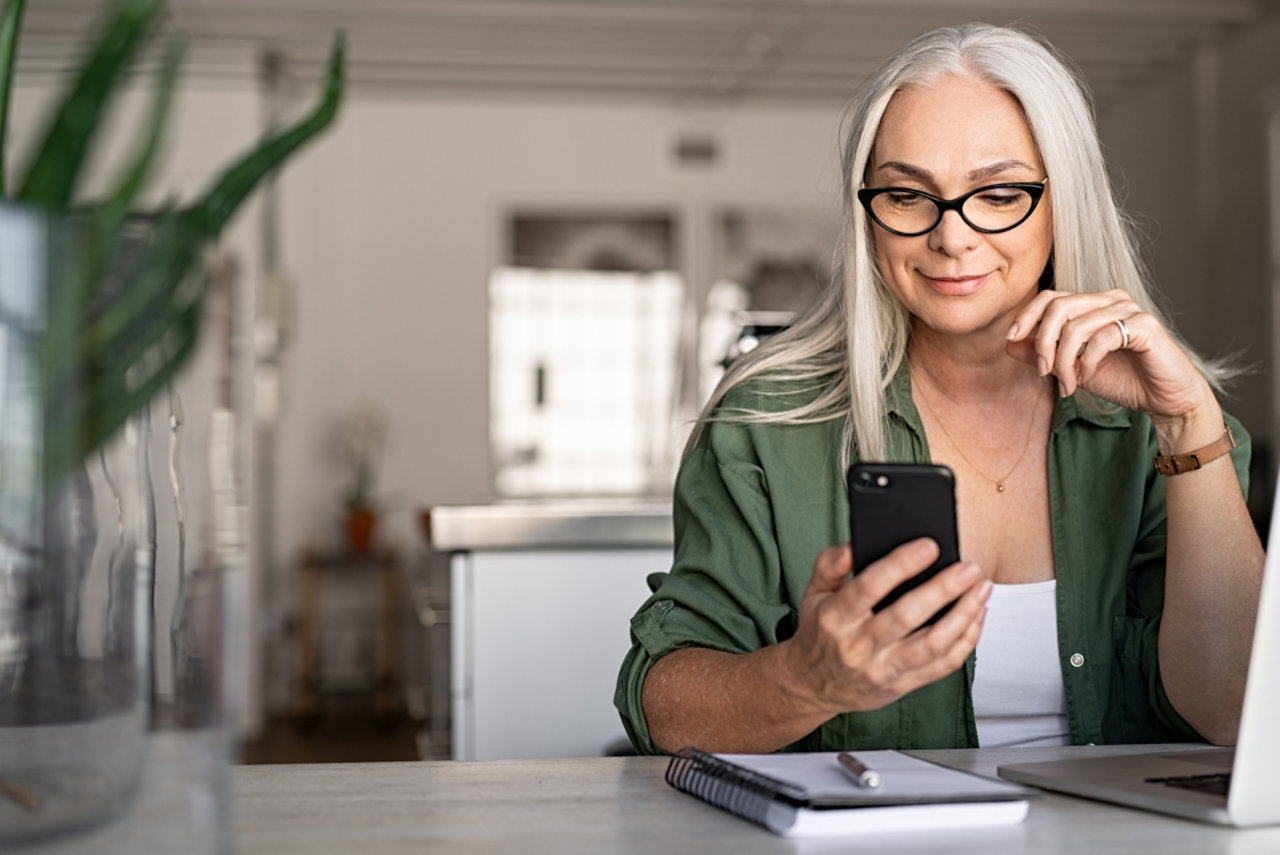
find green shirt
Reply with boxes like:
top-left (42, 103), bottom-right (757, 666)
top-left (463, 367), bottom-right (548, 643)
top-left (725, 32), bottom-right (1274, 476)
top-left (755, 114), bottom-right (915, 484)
top-left (615, 366), bottom-right (1250, 754)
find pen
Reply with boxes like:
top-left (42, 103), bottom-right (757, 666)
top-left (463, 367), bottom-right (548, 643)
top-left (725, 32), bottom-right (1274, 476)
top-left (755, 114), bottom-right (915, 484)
top-left (837, 752), bottom-right (882, 789)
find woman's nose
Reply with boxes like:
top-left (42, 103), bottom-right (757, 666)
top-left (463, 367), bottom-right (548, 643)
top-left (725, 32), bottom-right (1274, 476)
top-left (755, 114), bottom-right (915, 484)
top-left (927, 208), bottom-right (980, 256)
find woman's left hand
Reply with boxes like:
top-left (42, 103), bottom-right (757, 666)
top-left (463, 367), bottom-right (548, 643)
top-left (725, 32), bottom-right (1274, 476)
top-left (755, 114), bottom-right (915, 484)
top-left (1004, 288), bottom-right (1215, 423)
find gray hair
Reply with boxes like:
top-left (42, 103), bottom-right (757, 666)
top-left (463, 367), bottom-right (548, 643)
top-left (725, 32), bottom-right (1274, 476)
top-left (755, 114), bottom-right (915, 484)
top-left (691, 22), bottom-right (1224, 461)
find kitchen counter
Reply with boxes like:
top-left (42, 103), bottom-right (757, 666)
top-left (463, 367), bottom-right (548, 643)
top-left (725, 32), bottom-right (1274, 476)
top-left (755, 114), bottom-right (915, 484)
top-left (425, 499), bottom-right (673, 760)
top-left (426, 498), bottom-right (673, 551)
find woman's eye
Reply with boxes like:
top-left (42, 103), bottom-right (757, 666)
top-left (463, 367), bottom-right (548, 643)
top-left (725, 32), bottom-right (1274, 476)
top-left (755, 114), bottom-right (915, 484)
top-left (885, 192), bottom-right (923, 208)
top-left (975, 191), bottom-right (1024, 208)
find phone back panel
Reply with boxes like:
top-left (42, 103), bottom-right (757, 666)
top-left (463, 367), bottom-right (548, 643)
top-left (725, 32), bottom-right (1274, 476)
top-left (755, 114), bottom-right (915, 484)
top-left (847, 462), bottom-right (960, 614)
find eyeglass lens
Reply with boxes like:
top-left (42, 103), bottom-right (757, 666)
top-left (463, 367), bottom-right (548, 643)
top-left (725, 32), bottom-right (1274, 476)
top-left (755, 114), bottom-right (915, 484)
top-left (869, 186), bottom-right (1036, 234)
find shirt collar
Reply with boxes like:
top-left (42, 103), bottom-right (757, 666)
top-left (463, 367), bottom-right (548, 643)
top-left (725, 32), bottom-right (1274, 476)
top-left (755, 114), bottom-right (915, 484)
top-left (885, 359), bottom-right (922, 430)
top-left (1052, 389), bottom-right (1132, 431)
top-left (885, 358), bottom-right (1132, 441)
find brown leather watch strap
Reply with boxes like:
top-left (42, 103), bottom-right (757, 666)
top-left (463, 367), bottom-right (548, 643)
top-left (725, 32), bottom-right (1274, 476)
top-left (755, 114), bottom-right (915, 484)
top-left (1153, 425), bottom-right (1235, 476)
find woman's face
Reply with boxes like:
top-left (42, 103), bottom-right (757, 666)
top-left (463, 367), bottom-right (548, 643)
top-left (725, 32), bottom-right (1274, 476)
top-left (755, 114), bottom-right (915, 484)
top-left (866, 72), bottom-right (1053, 342)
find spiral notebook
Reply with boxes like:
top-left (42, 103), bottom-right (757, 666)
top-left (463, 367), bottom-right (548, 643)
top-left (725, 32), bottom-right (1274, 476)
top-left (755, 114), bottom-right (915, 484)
top-left (665, 748), bottom-right (1034, 837)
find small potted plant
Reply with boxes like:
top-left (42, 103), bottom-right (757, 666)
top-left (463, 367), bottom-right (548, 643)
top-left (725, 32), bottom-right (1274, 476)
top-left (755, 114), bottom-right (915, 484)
top-left (341, 398), bottom-right (388, 554)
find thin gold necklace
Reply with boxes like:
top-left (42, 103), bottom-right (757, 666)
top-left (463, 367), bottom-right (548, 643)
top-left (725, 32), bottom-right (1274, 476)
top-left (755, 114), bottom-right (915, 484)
top-left (912, 372), bottom-right (1047, 493)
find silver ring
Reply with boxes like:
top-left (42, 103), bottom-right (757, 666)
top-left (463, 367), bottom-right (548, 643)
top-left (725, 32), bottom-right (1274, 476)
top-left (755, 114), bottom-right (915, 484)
top-left (1114, 317), bottom-right (1130, 349)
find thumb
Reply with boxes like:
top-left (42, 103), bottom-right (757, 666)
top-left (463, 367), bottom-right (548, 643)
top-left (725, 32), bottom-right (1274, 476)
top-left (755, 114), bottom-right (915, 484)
top-left (806, 544), bottom-right (854, 596)
top-left (1004, 336), bottom-right (1039, 371)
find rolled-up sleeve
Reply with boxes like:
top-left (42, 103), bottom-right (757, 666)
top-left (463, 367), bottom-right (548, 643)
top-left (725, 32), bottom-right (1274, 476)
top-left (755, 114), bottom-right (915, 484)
top-left (614, 421), bottom-right (794, 754)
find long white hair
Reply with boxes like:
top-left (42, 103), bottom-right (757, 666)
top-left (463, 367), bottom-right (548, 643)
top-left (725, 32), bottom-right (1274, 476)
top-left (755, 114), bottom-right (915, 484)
top-left (689, 23), bottom-right (1224, 462)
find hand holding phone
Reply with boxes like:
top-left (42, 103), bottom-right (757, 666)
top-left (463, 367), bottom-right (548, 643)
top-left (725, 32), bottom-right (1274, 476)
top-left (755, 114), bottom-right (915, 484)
top-left (780, 471), bottom-right (981, 716)
top-left (847, 462), bottom-right (960, 625)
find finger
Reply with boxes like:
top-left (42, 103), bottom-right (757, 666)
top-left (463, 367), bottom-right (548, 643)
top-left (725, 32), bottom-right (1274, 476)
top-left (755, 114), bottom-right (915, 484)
top-left (1009, 287), bottom-right (1132, 340)
top-left (1004, 334), bottom-right (1039, 370)
top-left (890, 577), bottom-right (991, 671)
top-left (868, 560), bottom-right (983, 641)
top-left (839, 538), bottom-right (941, 612)
top-left (1005, 288), bottom-right (1062, 342)
top-left (888, 603), bottom-right (988, 696)
top-left (1078, 311), bottom-right (1144, 386)
top-left (1032, 290), bottom-right (1131, 388)
top-left (1052, 299), bottom-right (1139, 395)
top-left (1032, 291), bottom-right (1109, 380)
top-left (805, 544), bottom-right (854, 596)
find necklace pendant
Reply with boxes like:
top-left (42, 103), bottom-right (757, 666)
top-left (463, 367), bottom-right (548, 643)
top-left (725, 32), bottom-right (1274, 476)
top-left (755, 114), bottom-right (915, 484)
top-left (997, 482), bottom-right (1006, 493)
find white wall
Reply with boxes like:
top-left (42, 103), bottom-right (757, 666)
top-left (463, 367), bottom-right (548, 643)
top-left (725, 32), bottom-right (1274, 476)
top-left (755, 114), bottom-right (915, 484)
top-left (273, 97), bottom-right (845, 562)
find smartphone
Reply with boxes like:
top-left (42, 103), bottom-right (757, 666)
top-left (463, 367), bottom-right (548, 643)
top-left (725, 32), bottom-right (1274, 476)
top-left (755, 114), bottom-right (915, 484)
top-left (847, 462), bottom-right (960, 625)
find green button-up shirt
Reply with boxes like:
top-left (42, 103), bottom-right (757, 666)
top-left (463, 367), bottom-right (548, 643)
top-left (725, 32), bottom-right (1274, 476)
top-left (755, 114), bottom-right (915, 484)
top-left (615, 366), bottom-right (1250, 754)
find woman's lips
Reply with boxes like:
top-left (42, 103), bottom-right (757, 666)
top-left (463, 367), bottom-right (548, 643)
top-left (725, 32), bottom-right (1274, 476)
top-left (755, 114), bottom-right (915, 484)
top-left (923, 273), bottom-right (990, 296)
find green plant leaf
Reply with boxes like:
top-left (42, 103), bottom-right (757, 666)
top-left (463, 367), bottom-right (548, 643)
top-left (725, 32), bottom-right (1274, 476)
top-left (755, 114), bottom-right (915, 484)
top-left (0, 0), bottom-right (27, 197)
top-left (16, 0), bottom-right (160, 208)
top-left (60, 41), bottom-right (185, 334)
top-left (39, 208), bottom-right (204, 490)
top-left (44, 291), bottom-right (204, 492)
top-left (185, 29), bottom-right (346, 239)
top-left (24, 12), bottom-right (346, 494)
top-left (98, 38), bottom-right (183, 232)
top-left (72, 285), bottom-right (204, 483)
top-left (40, 211), bottom-right (175, 455)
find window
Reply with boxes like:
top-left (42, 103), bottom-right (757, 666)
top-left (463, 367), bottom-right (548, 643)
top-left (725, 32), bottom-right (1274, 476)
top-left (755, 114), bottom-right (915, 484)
top-left (490, 213), bottom-right (682, 496)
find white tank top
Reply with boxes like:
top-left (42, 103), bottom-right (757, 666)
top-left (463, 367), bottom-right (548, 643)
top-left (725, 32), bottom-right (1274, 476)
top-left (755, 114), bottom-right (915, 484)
top-left (972, 579), bottom-right (1071, 748)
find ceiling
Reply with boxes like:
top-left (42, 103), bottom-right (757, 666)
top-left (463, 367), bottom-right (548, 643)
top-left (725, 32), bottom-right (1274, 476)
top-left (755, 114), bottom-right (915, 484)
top-left (15, 0), bottom-right (1280, 108)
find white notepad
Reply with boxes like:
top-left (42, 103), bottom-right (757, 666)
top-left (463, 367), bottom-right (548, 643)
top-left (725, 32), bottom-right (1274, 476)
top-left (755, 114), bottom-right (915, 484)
top-left (666, 748), bottom-right (1034, 837)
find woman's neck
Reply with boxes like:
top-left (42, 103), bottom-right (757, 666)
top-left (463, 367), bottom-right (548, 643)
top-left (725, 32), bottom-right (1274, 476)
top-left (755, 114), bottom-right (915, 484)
top-left (908, 322), bottom-right (1043, 405)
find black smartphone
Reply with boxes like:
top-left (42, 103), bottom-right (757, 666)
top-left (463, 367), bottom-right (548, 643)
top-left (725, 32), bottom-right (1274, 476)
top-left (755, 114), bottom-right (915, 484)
top-left (847, 462), bottom-right (960, 624)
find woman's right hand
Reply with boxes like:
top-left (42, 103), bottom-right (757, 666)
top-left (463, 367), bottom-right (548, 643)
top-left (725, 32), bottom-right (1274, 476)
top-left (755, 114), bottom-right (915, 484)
top-left (781, 539), bottom-right (991, 716)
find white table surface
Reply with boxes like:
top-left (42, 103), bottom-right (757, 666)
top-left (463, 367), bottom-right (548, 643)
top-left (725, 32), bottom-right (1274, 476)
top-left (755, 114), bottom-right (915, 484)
top-left (234, 744), bottom-right (1280, 855)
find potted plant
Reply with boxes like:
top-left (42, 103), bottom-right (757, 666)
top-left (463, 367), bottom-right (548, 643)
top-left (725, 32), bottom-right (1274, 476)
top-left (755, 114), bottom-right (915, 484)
top-left (341, 399), bottom-right (388, 554)
top-left (0, 0), bottom-right (345, 844)
top-left (0, 0), bottom-right (345, 489)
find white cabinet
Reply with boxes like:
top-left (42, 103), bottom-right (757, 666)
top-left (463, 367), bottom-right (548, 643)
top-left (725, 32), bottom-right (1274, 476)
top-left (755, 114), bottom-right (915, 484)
top-left (450, 548), bottom-right (668, 760)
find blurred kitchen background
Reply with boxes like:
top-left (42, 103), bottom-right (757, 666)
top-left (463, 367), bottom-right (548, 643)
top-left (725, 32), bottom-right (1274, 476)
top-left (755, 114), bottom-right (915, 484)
top-left (8, 0), bottom-right (1280, 763)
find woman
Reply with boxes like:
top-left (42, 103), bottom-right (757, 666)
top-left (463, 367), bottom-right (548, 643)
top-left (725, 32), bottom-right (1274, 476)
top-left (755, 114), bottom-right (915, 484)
top-left (614, 23), bottom-right (1264, 755)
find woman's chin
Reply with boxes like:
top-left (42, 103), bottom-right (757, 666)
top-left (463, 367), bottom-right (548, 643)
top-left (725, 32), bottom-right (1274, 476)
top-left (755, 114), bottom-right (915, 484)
top-left (911, 306), bottom-right (1018, 342)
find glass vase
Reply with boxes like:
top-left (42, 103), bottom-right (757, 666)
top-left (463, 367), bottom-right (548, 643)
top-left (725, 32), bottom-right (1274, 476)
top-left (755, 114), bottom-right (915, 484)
top-left (0, 203), bottom-right (244, 853)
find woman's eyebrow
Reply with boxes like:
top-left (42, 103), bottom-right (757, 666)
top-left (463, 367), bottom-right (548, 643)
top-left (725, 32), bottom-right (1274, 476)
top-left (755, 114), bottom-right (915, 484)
top-left (874, 161), bottom-right (931, 180)
top-left (872, 159), bottom-right (1037, 182)
top-left (967, 160), bottom-right (1037, 181)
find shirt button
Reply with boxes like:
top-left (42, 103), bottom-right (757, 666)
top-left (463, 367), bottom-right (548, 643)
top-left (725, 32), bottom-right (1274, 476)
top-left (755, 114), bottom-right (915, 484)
top-left (1070, 653), bottom-right (1085, 668)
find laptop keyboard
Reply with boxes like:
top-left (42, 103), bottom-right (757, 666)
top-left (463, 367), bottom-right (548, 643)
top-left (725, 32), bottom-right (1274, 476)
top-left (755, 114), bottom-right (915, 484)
top-left (1144, 772), bottom-right (1232, 797)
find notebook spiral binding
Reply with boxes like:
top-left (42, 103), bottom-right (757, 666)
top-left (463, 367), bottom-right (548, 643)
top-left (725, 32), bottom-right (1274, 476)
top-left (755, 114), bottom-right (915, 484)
top-left (665, 747), bottom-right (807, 829)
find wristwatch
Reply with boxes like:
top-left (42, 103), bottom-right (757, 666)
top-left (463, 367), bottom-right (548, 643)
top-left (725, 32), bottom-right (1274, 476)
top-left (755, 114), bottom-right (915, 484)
top-left (1152, 425), bottom-right (1235, 476)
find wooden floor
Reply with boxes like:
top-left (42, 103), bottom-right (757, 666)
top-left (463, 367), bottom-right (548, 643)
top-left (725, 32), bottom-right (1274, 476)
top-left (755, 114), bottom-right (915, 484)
top-left (239, 713), bottom-right (422, 765)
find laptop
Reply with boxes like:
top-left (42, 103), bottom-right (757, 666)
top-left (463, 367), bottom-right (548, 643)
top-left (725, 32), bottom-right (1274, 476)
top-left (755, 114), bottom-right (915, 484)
top-left (997, 488), bottom-right (1280, 827)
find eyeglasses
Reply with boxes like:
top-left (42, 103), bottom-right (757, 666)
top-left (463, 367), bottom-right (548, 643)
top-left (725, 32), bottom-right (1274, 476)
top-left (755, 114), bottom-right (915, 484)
top-left (856, 180), bottom-right (1048, 237)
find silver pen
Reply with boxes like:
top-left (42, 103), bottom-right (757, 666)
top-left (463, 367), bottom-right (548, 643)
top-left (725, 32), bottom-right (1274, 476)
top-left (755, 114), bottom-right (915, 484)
top-left (837, 752), bottom-right (882, 789)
